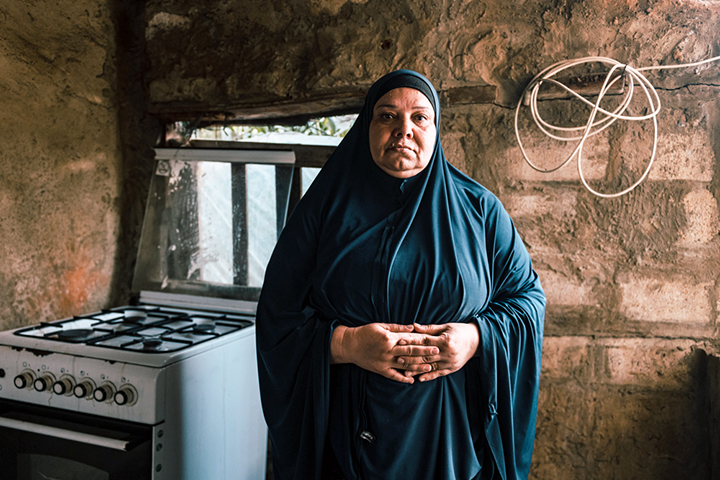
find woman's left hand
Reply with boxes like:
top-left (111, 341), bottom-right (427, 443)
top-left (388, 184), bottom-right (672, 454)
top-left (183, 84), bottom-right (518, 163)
top-left (395, 322), bottom-right (480, 382)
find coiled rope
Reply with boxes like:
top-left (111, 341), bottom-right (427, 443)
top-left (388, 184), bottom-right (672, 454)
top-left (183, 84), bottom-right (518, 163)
top-left (514, 54), bottom-right (720, 198)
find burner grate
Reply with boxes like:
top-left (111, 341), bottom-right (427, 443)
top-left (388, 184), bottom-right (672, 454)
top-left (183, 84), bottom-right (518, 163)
top-left (13, 306), bottom-right (253, 353)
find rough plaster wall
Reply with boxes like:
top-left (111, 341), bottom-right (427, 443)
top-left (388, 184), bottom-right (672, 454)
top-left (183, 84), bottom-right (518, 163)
top-left (143, 0), bottom-right (720, 478)
top-left (0, 1), bottom-right (123, 329)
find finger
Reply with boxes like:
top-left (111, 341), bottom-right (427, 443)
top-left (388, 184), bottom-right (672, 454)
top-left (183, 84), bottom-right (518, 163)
top-left (395, 332), bottom-right (443, 346)
top-left (401, 363), bottom-right (434, 374)
top-left (395, 355), bottom-right (438, 368)
top-left (417, 367), bottom-right (452, 383)
top-left (381, 367), bottom-right (415, 384)
top-left (382, 323), bottom-right (415, 332)
top-left (404, 369), bottom-right (427, 377)
top-left (392, 345), bottom-right (439, 357)
top-left (412, 323), bottom-right (447, 334)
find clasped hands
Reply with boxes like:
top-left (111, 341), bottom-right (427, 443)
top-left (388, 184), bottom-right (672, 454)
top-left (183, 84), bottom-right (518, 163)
top-left (330, 322), bottom-right (479, 384)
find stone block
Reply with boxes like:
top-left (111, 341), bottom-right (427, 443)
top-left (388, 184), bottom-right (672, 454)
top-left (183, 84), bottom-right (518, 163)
top-left (508, 130), bottom-right (608, 183)
top-left (597, 338), bottom-right (699, 388)
top-left (590, 383), bottom-right (708, 479)
top-left (440, 132), bottom-right (468, 174)
top-left (532, 383), bottom-right (593, 480)
top-left (540, 336), bottom-right (592, 381)
top-left (678, 188), bottom-right (720, 246)
top-left (503, 191), bottom-right (578, 219)
top-left (650, 131), bottom-right (715, 182)
top-left (146, 12), bottom-right (191, 40)
top-left (535, 269), bottom-right (598, 308)
top-left (618, 273), bottom-right (713, 324)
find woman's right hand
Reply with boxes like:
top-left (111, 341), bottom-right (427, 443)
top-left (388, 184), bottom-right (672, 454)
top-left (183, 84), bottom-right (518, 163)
top-left (330, 324), bottom-right (439, 384)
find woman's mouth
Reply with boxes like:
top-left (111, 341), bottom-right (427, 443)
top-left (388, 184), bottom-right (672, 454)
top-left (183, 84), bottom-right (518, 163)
top-left (390, 143), bottom-right (414, 153)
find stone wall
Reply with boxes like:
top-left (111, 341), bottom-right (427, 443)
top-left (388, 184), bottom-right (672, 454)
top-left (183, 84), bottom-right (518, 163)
top-left (0, 0), bottom-right (123, 329)
top-left (0, 1), bottom-right (159, 331)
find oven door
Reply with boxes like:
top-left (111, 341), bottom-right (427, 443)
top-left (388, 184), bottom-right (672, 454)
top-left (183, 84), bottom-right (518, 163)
top-left (0, 400), bottom-right (153, 480)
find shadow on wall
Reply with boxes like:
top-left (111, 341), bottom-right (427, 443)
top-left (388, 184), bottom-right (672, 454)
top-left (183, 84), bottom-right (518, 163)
top-left (534, 346), bottom-right (719, 480)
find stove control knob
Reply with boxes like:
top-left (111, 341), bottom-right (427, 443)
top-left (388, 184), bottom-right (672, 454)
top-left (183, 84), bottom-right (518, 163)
top-left (53, 376), bottom-right (76, 396)
top-left (73, 379), bottom-right (97, 399)
top-left (93, 382), bottom-right (116, 403)
top-left (33, 373), bottom-right (56, 392)
top-left (13, 370), bottom-right (36, 389)
top-left (114, 385), bottom-right (138, 406)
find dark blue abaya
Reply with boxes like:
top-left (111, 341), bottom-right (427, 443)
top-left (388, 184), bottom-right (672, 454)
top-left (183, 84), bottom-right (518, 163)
top-left (256, 70), bottom-right (545, 480)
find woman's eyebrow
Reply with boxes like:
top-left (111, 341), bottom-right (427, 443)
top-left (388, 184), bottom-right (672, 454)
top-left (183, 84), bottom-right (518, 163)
top-left (374, 103), bottom-right (433, 111)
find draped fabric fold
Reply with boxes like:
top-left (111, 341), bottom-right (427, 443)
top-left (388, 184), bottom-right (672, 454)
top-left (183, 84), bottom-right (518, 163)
top-left (256, 70), bottom-right (545, 480)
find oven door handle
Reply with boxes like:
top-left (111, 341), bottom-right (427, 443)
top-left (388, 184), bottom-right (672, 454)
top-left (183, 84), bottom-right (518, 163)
top-left (0, 416), bottom-right (134, 451)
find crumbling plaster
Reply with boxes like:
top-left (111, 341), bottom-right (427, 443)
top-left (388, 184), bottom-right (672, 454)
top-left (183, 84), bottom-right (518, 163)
top-left (0, 1), bottom-right (122, 328)
top-left (0, 0), bottom-right (158, 330)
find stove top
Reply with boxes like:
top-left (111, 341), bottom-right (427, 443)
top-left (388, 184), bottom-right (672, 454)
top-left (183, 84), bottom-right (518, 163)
top-left (12, 305), bottom-right (253, 354)
top-left (0, 303), bottom-right (257, 368)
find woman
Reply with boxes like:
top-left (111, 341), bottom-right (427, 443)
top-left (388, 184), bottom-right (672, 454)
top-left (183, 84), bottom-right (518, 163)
top-left (256, 70), bottom-right (545, 480)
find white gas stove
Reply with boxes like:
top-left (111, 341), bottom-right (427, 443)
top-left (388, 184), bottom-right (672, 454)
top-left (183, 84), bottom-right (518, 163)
top-left (0, 147), bottom-right (295, 480)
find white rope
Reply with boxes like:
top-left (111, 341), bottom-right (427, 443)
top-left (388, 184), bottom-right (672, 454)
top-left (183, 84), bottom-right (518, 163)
top-left (514, 54), bottom-right (720, 198)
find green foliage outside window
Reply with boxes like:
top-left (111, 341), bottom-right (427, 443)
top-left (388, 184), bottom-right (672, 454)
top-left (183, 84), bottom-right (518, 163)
top-left (192, 115), bottom-right (356, 142)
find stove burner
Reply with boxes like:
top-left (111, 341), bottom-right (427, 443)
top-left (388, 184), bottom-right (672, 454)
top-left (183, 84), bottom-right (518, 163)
top-left (124, 310), bottom-right (148, 320)
top-left (142, 338), bottom-right (163, 349)
top-left (55, 329), bottom-right (95, 342)
top-left (193, 324), bottom-right (216, 334)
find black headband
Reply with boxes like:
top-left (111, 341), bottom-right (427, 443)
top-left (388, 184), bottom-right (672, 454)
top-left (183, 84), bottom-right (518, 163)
top-left (374, 74), bottom-right (436, 112)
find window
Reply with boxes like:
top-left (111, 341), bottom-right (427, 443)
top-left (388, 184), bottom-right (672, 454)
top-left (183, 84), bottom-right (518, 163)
top-left (190, 115), bottom-right (356, 196)
top-left (133, 149), bottom-right (294, 302)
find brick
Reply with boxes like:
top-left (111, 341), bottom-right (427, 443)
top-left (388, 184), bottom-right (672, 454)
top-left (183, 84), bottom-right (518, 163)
top-left (508, 130), bottom-right (608, 182)
top-left (678, 188), bottom-right (720, 245)
top-left (597, 338), bottom-right (699, 387)
top-left (650, 131), bottom-right (715, 181)
top-left (618, 273), bottom-right (713, 324)
top-left (536, 269), bottom-right (598, 307)
top-left (540, 336), bottom-right (592, 381)
top-left (503, 191), bottom-right (577, 219)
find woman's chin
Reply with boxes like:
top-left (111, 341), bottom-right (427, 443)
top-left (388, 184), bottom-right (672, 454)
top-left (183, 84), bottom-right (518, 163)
top-left (382, 165), bottom-right (422, 178)
top-left (375, 158), bottom-right (426, 178)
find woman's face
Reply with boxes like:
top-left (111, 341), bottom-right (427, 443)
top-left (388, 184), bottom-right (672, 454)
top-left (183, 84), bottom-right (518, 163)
top-left (368, 87), bottom-right (437, 179)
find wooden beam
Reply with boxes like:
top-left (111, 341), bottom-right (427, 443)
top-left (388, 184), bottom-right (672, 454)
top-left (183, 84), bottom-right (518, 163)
top-left (149, 87), bottom-right (368, 124)
top-left (150, 84), bottom-right (498, 124)
top-left (441, 85), bottom-right (497, 106)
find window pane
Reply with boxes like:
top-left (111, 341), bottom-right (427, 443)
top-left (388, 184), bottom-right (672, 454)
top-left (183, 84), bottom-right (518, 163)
top-left (246, 164), bottom-right (277, 287)
top-left (133, 152), bottom-right (293, 302)
top-left (197, 162), bottom-right (233, 284)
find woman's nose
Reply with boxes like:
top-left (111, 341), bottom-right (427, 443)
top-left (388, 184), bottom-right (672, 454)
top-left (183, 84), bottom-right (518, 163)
top-left (394, 117), bottom-right (412, 137)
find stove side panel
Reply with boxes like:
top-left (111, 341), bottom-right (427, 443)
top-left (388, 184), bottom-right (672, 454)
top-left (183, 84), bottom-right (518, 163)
top-left (160, 326), bottom-right (267, 480)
